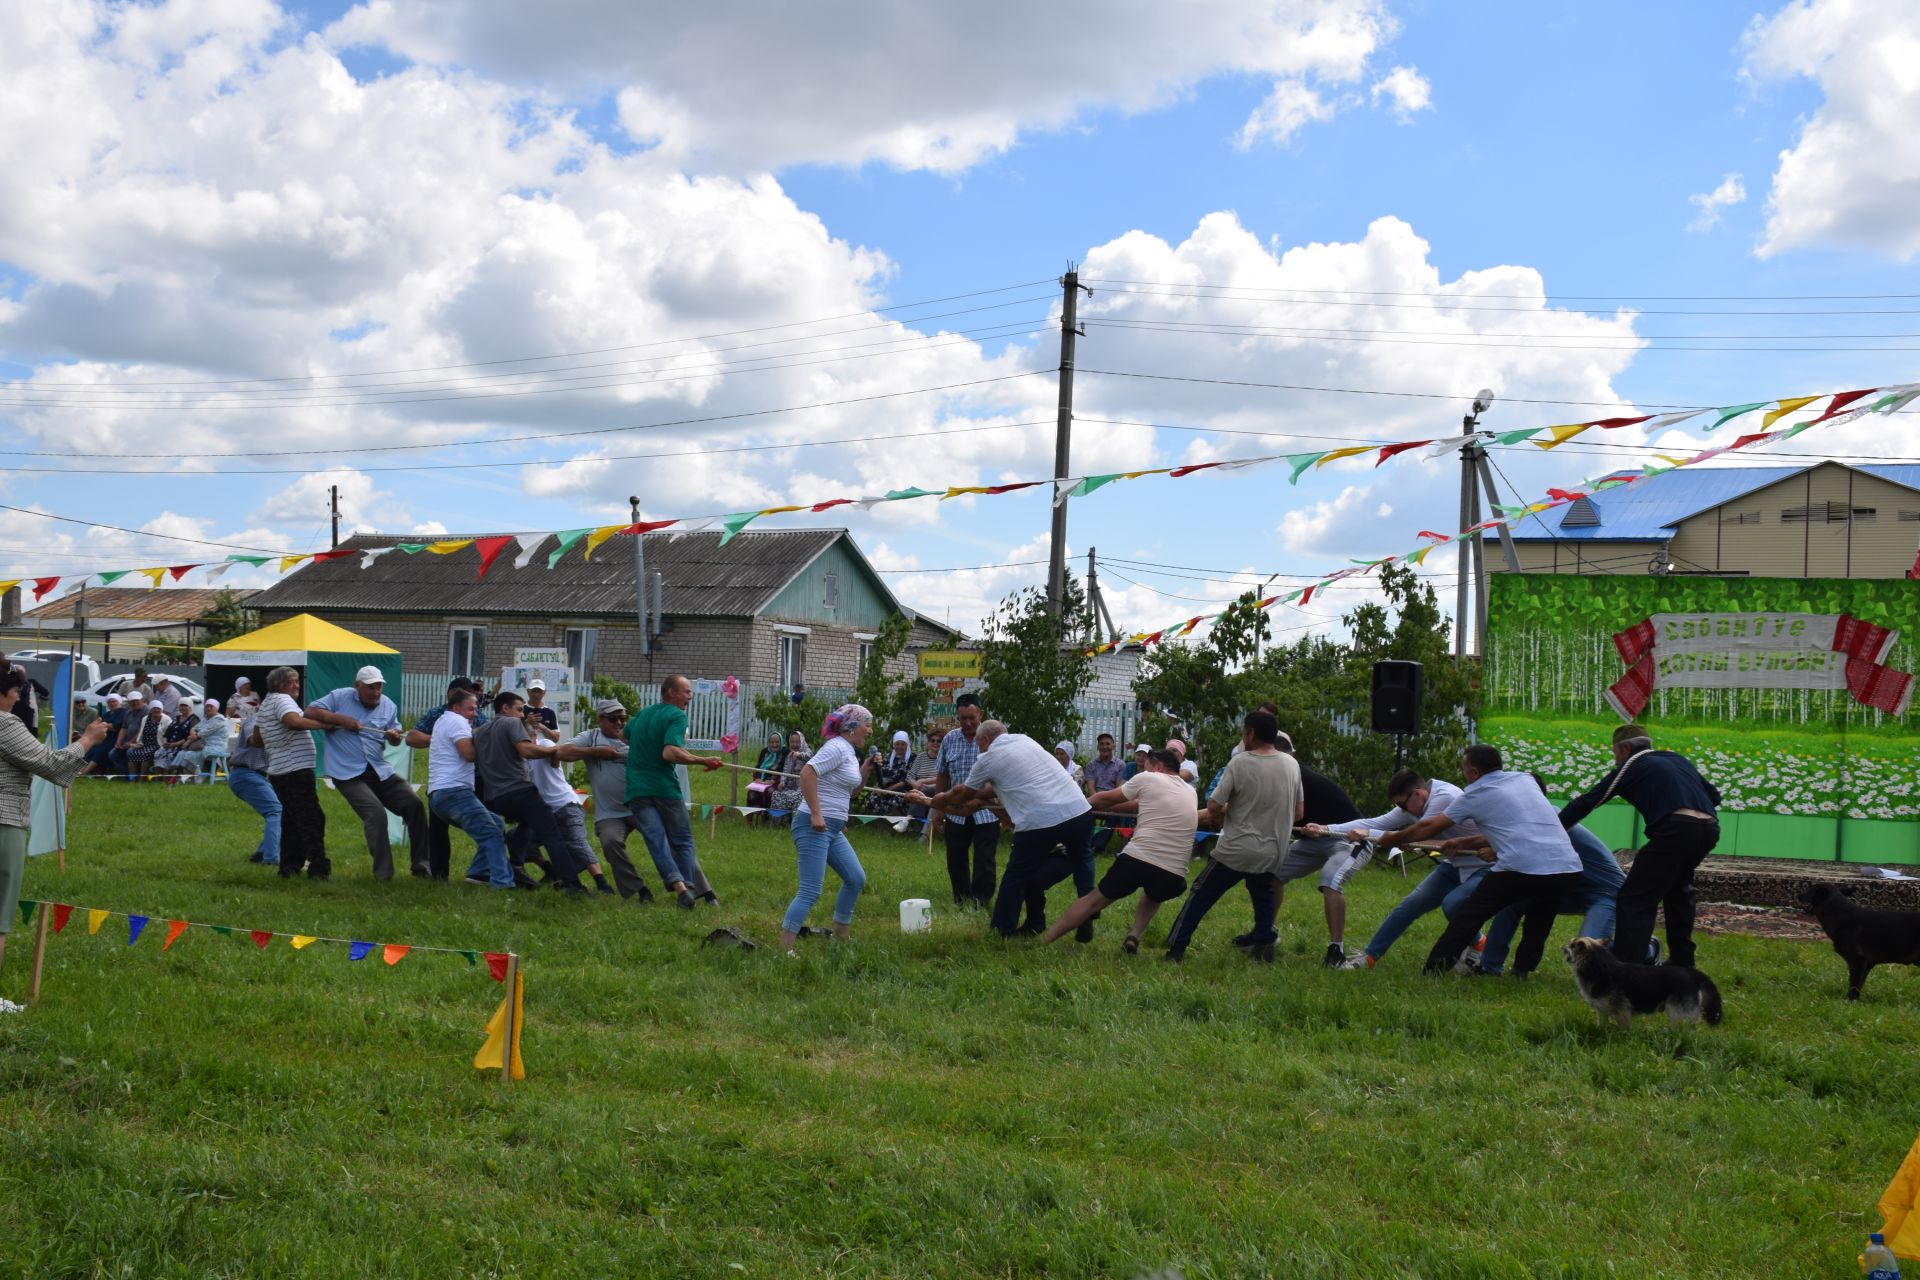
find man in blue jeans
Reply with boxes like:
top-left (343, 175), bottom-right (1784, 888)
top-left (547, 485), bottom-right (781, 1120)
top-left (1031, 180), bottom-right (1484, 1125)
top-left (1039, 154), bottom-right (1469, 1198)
top-left (425, 688), bottom-right (516, 889)
top-left (626, 674), bottom-right (726, 908)
top-left (225, 708), bottom-right (281, 866)
top-left (1318, 769), bottom-right (1486, 971)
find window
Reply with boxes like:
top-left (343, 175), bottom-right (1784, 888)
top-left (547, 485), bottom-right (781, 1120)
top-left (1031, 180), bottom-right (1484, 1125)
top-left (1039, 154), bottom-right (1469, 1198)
top-left (1900, 512), bottom-right (1920, 522)
top-left (778, 633), bottom-right (806, 688)
top-left (1784, 502), bottom-right (1876, 524)
top-left (822, 573), bottom-right (838, 610)
top-left (1728, 511), bottom-right (1762, 525)
top-left (858, 640), bottom-right (874, 671)
top-left (564, 628), bottom-right (599, 679)
top-left (448, 626), bottom-right (487, 678)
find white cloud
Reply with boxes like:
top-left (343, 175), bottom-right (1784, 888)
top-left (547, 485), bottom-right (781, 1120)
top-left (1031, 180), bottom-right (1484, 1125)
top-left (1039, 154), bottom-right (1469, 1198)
top-left (328, 0), bottom-right (1395, 172)
top-left (1278, 484), bottom-right (1376, 554)
top-left (1744, 0), bottom-right (1920, 259)
top-left (1236, 79), bottom-right (1337, 148)
top-left (1687, 173), bottom-right (1747, 232)
top-left (1370, 65), bottom-right (1431, 120)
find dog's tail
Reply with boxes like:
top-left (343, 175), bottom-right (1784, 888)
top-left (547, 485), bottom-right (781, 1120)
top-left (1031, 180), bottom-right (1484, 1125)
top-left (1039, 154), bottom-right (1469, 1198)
top-left (1696, 971), bottom-right (1723, 1026)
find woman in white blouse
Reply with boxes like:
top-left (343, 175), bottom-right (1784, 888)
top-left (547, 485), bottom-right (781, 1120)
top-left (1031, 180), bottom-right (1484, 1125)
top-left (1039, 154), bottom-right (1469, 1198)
top-left (780, 704), bottom-right (873, 952)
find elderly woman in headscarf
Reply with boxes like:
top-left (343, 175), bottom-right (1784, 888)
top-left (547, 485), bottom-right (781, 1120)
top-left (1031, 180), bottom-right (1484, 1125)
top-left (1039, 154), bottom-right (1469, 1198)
top-left (865, 729), bottom-right (917, 816)
top-left (780, 704), bottom-right (872, 952)
top-left (1053, 740), bottom-right (1084, 786)
top-left (154, 698), bottom-right (200, 772)
top-left (0, 666), bottom-right (110, 1010)
top-left (767, 729), bottom-right (810, 815)
top-left (126, 699), bottom-right (172, 778)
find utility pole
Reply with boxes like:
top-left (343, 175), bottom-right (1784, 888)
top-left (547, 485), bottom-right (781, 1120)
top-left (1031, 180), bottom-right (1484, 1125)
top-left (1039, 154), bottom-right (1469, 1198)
top-left (328, 484), bottom-right (341, 549)
top-left (629, 496), bottom-right (649, 659)
top-left (1047, 267), bottom-right (1090, 616)
top-left (1084, 548), bottom-right (1121, 647)
top-left (1454, 390), bottom-right (1497, 661)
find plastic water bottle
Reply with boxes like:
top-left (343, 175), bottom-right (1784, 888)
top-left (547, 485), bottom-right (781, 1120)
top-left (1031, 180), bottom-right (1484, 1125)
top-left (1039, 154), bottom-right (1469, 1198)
top-left (1865, 1232), bottom-right (1901, 1279)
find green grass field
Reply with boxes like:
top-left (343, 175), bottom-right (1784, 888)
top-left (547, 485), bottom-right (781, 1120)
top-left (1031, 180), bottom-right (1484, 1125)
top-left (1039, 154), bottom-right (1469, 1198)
top-left (3, 780), bottom-right (1917, 1278)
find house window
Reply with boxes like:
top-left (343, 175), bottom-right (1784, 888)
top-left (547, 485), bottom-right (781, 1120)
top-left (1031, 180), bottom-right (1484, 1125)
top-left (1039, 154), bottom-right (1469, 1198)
top-left (1728, 511), bottom-right (1762, 525)
top-left (778, 633), bottom-right (806, 688)
top-left (823, 573), bottom-right (838, 610)
top-left (1784, 503), bottom-right (1876, 523)
top-left (1899, 512), bottom-right (1920, 522)
top-left (448, 626), bottom-right (487, 678)
top-left (565, 628), bottom-right (599, 679)
top-left (858, 640), bottom-right (874, 671)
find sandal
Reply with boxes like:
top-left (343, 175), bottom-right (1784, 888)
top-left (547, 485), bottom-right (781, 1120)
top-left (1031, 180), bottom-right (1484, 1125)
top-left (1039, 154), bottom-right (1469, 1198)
top-left (1122, 934), bottom-right (1140, 955)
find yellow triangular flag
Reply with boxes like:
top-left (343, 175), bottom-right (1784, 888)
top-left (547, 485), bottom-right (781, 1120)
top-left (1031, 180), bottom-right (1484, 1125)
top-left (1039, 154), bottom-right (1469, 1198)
top-left (1409, 544), bottom-right (1436, 566)
top-left (424, 539), bottom-right (475, 556)
top-left (473, 970), bottom-right (525, 1080)
top-left (1761, 395), bottom-right (1818, 429)
top-left (138, 566), bottom-right (167, 588)
top-left (580, 525), bottom-right (627, 561)
top-left (278, 555), bottom-right (308, 574)
top-left (1532, 423), bottom-right (1591, 450)
top-left (0, 579), bottom-right (20, 594)
top-left (290, 935), bottom-right (317, 949)
top-left (1877, 1127), bottom-right (1920, 1263)
top-left (1314, 446), bottom-right (1372, 468)
top-left (88, 908), bottom-right (109, 935)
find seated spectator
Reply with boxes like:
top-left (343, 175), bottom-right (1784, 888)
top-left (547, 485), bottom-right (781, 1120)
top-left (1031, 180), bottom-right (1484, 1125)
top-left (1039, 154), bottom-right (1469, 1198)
top-left (71, 697), bottom-right (99, 741)
top-left (865, 731), bottom-right (917, 816)
top-left (1054, 741), bottom-right (1084, 786)
top-left (174, 697), bottom-right (230, 776)
top-left (84, 695), bottom-right (125, 771)
top-left (768, 733), bottom-right (810, 816)
top-left (154, 700), bottom-right (200, 771)
top-left (126, 701), bottom-right (171, 778)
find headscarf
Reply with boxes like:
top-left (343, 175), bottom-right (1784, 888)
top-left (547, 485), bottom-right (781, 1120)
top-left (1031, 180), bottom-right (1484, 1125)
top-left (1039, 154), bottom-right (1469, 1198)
top-left (1054, 740), bottom-right (1076, 768)
top-left (891, 729), bottom-right (910, 755)
top-left (820, 703), bottom-right (873, 740)
top-left (204, 697), bottom-right (222, 714)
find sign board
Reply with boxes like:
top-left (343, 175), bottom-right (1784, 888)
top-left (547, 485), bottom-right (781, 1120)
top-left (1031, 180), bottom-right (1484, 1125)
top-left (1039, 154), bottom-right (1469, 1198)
top-left (513, 648), bottom-right (570, 667)
top-left (918, 650), bottom-right (982, 679)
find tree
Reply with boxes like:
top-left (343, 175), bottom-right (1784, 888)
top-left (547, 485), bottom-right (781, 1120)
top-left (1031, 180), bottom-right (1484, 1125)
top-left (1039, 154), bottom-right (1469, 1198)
top-left (851, 613), bottom-right (935, 738)
top-left (1131, 564), bottom-right (1476, 803)
top-left (978, 580), bottom-right (1095, 743)
top-left (752, 688), bottom-right (835, 746)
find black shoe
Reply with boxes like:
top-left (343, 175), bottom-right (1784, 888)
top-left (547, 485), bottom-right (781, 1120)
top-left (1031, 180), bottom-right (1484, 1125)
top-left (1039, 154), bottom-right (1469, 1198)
top-left (554, 880), bottom-right (589, 896)
top-left (676, 888), bottom-right (697, 909)
top-left (1231, 931), bottom-right (1258, 949)
top-left (1323, 942), bottom-right (1348, 968)
top-left (1016, 921), bottom-right (1045, 937)
top-left (513, 871), bottom-right (541, 891)
top-left (1075, 920), bottom-right (1096, 944)
top-left (1163, 945), bottom-right (1186, 964)
top-left (1251, 942), bottom-right (1276, 964)
top-left (700, 892), bottom-right (720, 907)
top-left (595, 878), bottom-right (615, 895)
top-left (635, 888), bottom-right (656, 904)
top-left (410, 863), bottom-right (431, 879)
top-left (1122, 934), bottom-right (1140, 955)
top-left (248, 851), bottom-right (265, 864)
top-left (464, 875), bottom-right (490, 887)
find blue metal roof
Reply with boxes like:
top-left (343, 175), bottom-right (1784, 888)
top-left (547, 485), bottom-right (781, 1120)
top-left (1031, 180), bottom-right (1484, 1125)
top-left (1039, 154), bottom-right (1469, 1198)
top-left (1508, 463), bottom-right (1920, 542)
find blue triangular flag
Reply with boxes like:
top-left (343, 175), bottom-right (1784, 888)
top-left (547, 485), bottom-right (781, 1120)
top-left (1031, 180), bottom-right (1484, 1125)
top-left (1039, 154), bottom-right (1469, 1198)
top-left (127, 915), bottom-right (149, 944)
top-left (348, 940), bottom-right (374, 961)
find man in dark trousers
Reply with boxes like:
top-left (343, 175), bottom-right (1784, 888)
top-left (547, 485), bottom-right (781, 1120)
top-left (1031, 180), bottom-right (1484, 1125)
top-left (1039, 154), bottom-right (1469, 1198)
top-left (934, 693), bottom-right (1000, 908)
top-left (475, 690), bottom-right (589, 894)
top-left (1557, 723), bottom-right (1720, 967)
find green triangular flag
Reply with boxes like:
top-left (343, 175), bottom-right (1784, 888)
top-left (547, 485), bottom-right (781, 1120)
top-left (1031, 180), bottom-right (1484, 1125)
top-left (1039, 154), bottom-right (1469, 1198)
top-left (97, 569), bottom-right (130, 585)
top-left (881, 487), bottom-right (941, 502)
top-left (1704, 401), bottom-right (1767, 433)
top-left (546, 528), bottom-right (590, 567)
top-left (462, 950), bottom-right (478, 968)
top-left (211, 925), bottom-right (234, 938)
top-left (18, 900), bottom-right (35, 925)
top-left (224, 555), bottom-right (271, 567)
top-left (717, 514), bottom-right (757, 546)
top-left (1492, 502), bottom-right (1529, 519)
top-left (1494, 428), bottom-right (1543, 446)
top-left (1286, 452), bottom-right (1327, 485)
top-left (1070, 474), bottom-right (1127, 499)
top-left (395, 543), bottom-right (426, 554)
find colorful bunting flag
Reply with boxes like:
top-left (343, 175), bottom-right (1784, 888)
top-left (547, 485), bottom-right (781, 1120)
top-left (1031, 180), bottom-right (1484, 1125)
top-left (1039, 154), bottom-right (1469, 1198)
top-left (1705, 401), bottom-right (1768, 432)
top-left (1493, 428), bottom-right (1543, 446)
top-left (581, 524), bottom-right (630, 561)
top-left (348, 941), bottom-right (375, 961)
top-left (251, 929), bottom-right (273, 949)
top-left (88, 908), bottom-right (108, 935)
top-left (52, 903), bottom-right (73, 933)
top-left (291, 935), bottom-right (317, 949)
top-left (383, 944), bottom-right (410, 966)
top-left (473, 536), bottom-right (514, 579)
top-left (138, 567), bottom-right (167, 589)
top-left (167, 565), bottom-right (195, 582)
top-left (512, 533), bottom-right (546, 569)
top-left (32, 577), bottom-right (59, 602)
top-left (97, 570), bottom-right (130, 585)
top-left (162, 920), bottom-right (189, 951)
top-left (127, 915), bottom-right (149, 945)
top-left (18, 900), bottom-right (34, 926)
top-left (1376, 440), bottom-right (1432, 466)
top-left (1761, 396), bottom-right (1820, 429)
top-left (1286, 453), bottom-right (1327, 484)
top-left (484, 951), bottom-right (512, 982)
top-left (1315, 446), bottom-right (1372, 469)
top-left (546, 529), bottom-right (590, 568)
top-left (1532, 424), bottom-right (1592, 450)
top-left (473, 970), bottom-right (525, 1079)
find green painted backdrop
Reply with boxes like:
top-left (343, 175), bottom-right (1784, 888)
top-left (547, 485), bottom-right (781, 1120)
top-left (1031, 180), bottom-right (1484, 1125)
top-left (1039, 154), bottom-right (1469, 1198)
top-left (1485, 575), bottom-right (1920, 864)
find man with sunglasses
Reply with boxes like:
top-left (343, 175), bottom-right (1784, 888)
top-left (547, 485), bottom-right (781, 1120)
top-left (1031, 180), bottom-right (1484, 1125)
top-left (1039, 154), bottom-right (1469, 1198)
top-left (568, 699), bottom-right (660, 902)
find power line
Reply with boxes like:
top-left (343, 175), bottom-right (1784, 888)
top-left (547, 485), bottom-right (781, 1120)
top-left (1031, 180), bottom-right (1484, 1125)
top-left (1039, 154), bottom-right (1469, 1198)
top-left (0, 502), bottom-right (300, 556)
top-left (1084, 317), bottom-right (1920, 354)
top-left (1081, 283), bottom-right (1920, 317)
top-left (1077, 276), bottom-right (1920, 302)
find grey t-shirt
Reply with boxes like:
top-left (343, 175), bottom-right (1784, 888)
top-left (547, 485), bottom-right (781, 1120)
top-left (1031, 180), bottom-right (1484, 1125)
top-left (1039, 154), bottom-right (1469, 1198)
top-left (569, 728), bottom-right (630, 820)
top-left (1209, 750), bottom-right (1302, 875)
top-left (475, 715), bottom-right (533, 796)
top-left (257, 691), bottom-right (317, 777)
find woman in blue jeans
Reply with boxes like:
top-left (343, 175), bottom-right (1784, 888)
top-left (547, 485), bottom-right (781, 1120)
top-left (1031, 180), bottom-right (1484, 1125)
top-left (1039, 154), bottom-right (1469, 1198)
top-left (780, 704), bottom-right (872, 953)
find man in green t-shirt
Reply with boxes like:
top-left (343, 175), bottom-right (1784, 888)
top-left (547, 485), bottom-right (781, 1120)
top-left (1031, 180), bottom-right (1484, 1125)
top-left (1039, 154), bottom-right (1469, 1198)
top-left (626, 674), bottom-right (726, 908)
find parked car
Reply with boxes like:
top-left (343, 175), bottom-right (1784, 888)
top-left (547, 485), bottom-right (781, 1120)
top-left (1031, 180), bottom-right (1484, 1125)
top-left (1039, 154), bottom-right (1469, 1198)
top-left (79, 673), bottom-right (205, 712)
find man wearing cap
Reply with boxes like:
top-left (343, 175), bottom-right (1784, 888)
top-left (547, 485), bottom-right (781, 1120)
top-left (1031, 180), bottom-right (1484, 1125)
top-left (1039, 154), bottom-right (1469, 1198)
top-left (150, 675), bottom-right (181, 718)
top-left (567, 699), bottom-right (666, 902)
top-left (524, 678), bottom-right (558, 737)
top-left (406, 678), bottom-right (487, 880)
top-left (109, 692), bottom-right (147, 774)
top-left (306, 666), bottom-right (428, 880)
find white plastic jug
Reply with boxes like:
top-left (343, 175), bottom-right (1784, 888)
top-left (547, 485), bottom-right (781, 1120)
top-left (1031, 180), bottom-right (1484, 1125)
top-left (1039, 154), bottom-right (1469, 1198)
top-left (899, 898), bottom-right (932, 933)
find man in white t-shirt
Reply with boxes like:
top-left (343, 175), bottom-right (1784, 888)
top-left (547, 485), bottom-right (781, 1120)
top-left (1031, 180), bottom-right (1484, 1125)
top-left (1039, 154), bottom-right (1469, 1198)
top-left (529, 738), bottom-right (613, 893)
top-left (425, 688), bottom-right (516, 890)
top-left (931, 720), bottom-right (1096, 940)
top-left (1041, 748), bottom-right (1198, 952)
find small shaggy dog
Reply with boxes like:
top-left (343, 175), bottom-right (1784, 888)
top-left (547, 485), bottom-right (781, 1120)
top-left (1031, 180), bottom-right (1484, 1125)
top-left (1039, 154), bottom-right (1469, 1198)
top-left (1562, 937), bottom-right (1723, 1027)
top-left (1797, 883), bottom-right (1920, 1001)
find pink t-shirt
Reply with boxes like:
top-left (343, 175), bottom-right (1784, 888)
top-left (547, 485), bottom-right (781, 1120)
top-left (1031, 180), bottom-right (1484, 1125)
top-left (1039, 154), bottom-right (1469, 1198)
top-left (1119, 771), bottom-right (1200, 875)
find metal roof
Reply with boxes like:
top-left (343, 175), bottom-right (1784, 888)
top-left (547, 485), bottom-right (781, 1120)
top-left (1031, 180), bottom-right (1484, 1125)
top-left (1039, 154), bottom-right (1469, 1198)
top-left (247, 529), bottom-right (850, 619)
top-left (1509, 463), bottom-right (1920, 542)
top-left (24, 586), bottom-right (255, 623)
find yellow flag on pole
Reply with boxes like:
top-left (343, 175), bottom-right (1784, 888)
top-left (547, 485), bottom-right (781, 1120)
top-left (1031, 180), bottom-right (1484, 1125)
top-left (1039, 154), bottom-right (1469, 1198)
top-left (1878, 1128), bottom-right (1920, 1262)
top-left (87, 908), bottom-right (109, 935)
top-left (473, 970), bottom-right (525, 1080)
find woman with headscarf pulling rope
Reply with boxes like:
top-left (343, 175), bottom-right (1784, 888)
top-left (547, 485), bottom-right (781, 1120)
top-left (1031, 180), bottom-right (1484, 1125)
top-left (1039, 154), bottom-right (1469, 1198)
top-left (780, 704), bottom-right (872, 954)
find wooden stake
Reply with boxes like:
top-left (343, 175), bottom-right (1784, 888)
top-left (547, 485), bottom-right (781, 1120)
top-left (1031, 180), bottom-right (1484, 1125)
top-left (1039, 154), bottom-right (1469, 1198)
top-left (499, 952), bottom-right (519, 1087)
top-left (26, 907), bottom-right (51, 1005)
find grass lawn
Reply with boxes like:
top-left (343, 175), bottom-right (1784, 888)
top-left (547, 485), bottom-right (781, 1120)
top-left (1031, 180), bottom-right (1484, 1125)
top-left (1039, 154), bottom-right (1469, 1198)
top-left (3, 781), bottom-right (1917, 1278)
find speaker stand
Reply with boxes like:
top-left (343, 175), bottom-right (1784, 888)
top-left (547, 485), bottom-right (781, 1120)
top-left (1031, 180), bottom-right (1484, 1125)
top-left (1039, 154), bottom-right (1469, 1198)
top-left (1393, 733), bottom-right (1405, 772)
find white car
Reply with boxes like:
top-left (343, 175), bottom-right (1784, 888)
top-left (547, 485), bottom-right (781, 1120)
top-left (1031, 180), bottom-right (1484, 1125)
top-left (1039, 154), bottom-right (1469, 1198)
top-left (80, 673), bottom-right (205, 712)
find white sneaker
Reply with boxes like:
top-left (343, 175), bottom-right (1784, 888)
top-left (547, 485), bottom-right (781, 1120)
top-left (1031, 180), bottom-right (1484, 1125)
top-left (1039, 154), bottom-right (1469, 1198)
top-left (1452, 946), bottom-right (1482, 976)
top-left (0, 996), bottom-right (26, 1014)
top-left (1338, 952), bottom-right (1375, 970)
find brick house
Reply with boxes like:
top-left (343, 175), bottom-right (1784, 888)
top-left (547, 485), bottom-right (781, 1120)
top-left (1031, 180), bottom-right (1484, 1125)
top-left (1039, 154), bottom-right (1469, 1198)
top-left (245, 528), bottom-right (961, 688)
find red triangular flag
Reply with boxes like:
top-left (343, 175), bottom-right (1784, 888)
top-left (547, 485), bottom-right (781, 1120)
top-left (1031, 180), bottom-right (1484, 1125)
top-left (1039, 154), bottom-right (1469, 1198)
top-left (1416, 530), bottom-right (1452, 542)
top-left (810, 499), bottom-right (855, 513)
top-left (383, 943), bottom-right (410, 966)
top-left (1586, 415), bottom-right (1653, 430)
top-left (1375, 439), bottom-right (1432, 466)
top-left (31, 576), bottom-right (59, 602)
top-left (1546, 489), bottom-right (1584, 502)
top-left (632, 519), bottom-right (677, 533)
top-left (162, 920), bottom-right (189, 951)
top-left (1730, 430), bottom-right (1774, 451)
top-left (484, 951), bottom-right (511, 982)
top-left (1299, 584), bottom-right (1317, 606)
top-left (1809, 388), bottom-right (1876, 423)
top-left (52, 903), bottom-right (73, 933)
top-left (1168, 462), bottom-right (1226, 479)
top-left (250, 929), bottom-right (273, 949)
top-left (167, 565), bottom-right (197, 581)
top-left (473, 535), bottom-right (515, 580)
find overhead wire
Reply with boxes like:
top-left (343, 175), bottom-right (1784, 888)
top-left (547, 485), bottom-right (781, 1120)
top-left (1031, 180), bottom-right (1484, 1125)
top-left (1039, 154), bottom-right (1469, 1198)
top-left (1077, 277), bottom-right (1920, 302)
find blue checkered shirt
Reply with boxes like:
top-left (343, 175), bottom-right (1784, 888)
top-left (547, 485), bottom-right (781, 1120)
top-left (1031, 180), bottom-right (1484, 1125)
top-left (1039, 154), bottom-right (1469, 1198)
top-left (936, 727), bottom-right (998, 826)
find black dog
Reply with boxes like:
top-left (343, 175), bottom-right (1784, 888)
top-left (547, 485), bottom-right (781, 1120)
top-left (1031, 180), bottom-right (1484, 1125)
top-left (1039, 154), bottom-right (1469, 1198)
top-left (1563, 937), bottom-right (1723, 1027)
top-left (1797, 883), bottom-right (1920, 1001)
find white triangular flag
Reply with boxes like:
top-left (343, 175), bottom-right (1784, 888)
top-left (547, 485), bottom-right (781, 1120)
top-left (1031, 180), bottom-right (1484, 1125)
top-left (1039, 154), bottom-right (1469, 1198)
top-left (512, 533), bottom-right (546, 569)
top-left (1644, 409), bottom-right (1707, 431)
top-left (202, 561), bottom-right (236, 582)
top-left (359, 546), bottom-right (397, 570)
top-left (1426, 434), bottom-right (1477, 458)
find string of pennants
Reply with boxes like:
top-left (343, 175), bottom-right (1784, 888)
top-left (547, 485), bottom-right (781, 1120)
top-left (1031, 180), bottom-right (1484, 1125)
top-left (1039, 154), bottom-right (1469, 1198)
top-left (1082, 382), bottom-right (1920, 656)
top-left (14, 898), bottom-right (516, 980)
top-left (0, 381), bottom-right (1907, 602)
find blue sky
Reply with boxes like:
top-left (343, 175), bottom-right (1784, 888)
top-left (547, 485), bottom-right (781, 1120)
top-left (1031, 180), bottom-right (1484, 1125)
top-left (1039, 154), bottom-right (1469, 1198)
top-left (3, 0), bottom-right (1917, 639)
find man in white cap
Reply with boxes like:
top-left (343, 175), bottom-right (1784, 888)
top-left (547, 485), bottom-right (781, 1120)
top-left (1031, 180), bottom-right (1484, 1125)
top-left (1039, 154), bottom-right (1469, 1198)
top-left (150, 674), bottom-right (181, 718)
top-left (523, 677), bottom-right (558, 737)
top-left (1126, 740), bottom-right (1150, 781)
top-left (305, 665), bottom-right (428, 879)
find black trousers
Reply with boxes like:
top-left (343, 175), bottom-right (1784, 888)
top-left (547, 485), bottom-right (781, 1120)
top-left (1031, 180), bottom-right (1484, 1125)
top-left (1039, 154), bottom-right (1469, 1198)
top-left (269, 768), bottom-right (330, 878)
top-left (1163, 859), bottom-right (1278, 952)
top-left (944, 818), bottom-right (1001, 906)
top-left (487, 785), bottom-right (587, 880)
top-left (1423, 869), bottom-right (1583, 974)
top-left (1611, 815), bottom-right (1719, 967)
top-left (989, 811), bottom-right (1096, 937)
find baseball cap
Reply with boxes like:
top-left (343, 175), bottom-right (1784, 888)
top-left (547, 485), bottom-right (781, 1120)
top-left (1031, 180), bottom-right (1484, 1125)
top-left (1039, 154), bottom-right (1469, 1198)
top-left (106, 694), bottom-right (123, 705)
top-left (1133, 742), bottom-right (1150, 754)
top-left (527, 677), bottom-right (546, 691)
top-left (153, 675), bottom-right (171, 685)
top-left (594, 699), bottom-right (626, 717)
top-left (355, 665), bottom-right (385, 684)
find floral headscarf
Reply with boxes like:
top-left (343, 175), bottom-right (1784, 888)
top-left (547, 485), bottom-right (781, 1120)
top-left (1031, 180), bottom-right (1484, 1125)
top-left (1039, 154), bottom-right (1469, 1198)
top-left (820, 703), bottom-right (874, 739)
